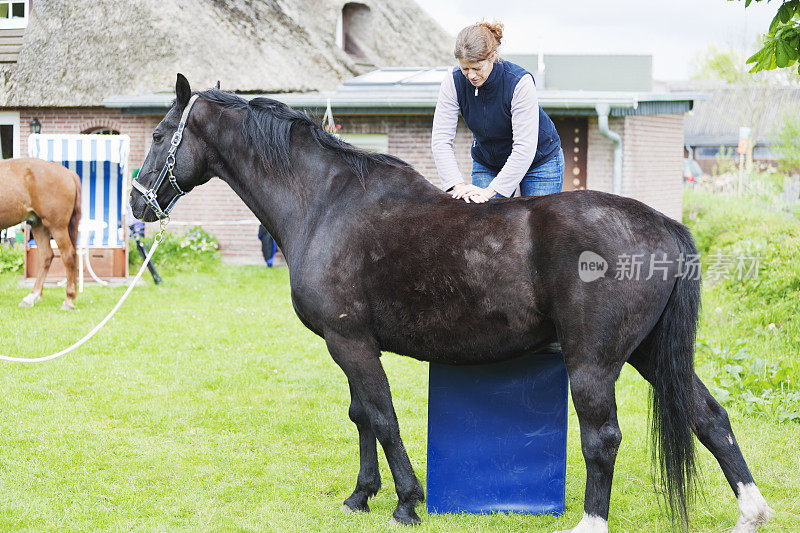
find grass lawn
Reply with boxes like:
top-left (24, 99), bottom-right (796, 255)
top-left (0, 262), bottom-right (798, 532)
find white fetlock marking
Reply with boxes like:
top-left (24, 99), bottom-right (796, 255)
top-left (732, 482), bottom-right (773, 533)
top-left (557, 513), bottom-right (608, 533)
top-left (20, 293), bottom-right (40, 306)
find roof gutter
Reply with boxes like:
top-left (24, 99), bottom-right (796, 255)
top-left (595, 103), bottom-right (623, 195)
top-left (104, 91), bottom-right (694, 114)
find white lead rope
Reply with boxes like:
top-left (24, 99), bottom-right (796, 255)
top-left (0, 232), bottom-right (165, 364)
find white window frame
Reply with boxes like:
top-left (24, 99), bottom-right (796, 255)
top-left (0, 111), bottom-right (21, 158)
top-left (339, 133), bottom-right (388, 153)
top-left (0, 0), bottom-right (29, 30)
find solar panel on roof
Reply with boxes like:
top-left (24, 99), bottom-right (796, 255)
top-left (401, 68), bottom-right (450, 85)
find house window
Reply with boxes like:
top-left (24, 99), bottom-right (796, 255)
top-left (0, 125), bottom-right (12, 157)
top-left (752, 145), bottom-right (776, 160)
top-left (694, 147), bottom-right (725, 158)
top-left (0, 1), bottom-right (28, 29)
top-left (0, 111), bottom-right (20, 159)
top-left (339, 3), bottom-right (371, 58)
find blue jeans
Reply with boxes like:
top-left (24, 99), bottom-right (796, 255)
top-left (471, 148), bottom-right (564, 197)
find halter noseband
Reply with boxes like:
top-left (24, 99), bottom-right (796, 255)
top-left (132, 94), bottom-right (200, 220)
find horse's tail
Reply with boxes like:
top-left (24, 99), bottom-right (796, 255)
top-left (648, 216), bottom-right (700, 528)
top-left (68, 172), bottom-right (81, 246)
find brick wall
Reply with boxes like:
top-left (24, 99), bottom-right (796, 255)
top-left (586, 115), bottom-right (621, 193)
top-left (586, 114), bottom-right (684, 221)
top-left (335, 114), bottom-right (474, 187)
top-left (18, 107), bottom-right (151, 168)
top-left (620, 113), bottom-right (684, 221)
top-left (167, 178), bottom-right (263, 263)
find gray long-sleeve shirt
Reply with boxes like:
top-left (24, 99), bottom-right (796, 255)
top-left (430, 68), bottom-right (540, 198)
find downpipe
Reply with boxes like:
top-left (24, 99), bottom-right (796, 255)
top-left (596, 103), bottom-right (623, 196)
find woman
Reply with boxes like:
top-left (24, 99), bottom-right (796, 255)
top-left (431, 22), bottom-right (564, 203)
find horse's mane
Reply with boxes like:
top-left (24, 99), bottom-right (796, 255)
top-left (196, 89), bottom-right (411, 183)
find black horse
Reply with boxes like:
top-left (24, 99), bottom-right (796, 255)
top-left (131, 75), bottom-right (772, 532)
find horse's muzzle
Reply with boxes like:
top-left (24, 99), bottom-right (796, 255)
top-left (129, 194), bottom-right (160, 223)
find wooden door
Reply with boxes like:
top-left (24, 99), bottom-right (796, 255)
top-left (552, 118), bottom-right (588, 191)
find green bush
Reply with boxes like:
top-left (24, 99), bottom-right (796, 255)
top-left (684, 190), bottom-right (800, 307)
top-left (771, 109), bottom-right (800, 172)
top-left (129, 226), bottom-right (220, 272)
top-left (683, 189), bottom-right (792, 255)
top-left (711, 145), bottom-right (738, 176)
top-left (684, 189), bottom-right (800, 421)
top-left (697, 341), bottom-right (800, 422)
top-left (0, 244), bottom-right (24, 273)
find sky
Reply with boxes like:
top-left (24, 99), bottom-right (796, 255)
top-left (415, 0), bottom-right (778, 80)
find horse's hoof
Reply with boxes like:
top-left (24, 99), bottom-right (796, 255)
top-left (19, 294), bottom-right (40, 308)
top-left (342, 497), bottom-right (370, 513)
top-left (388, 516), bottom-right (422, 527)
top-left (732, 483), bottom-right (774, 533)
top-left (61, 301), bottom-right (75, 311)
top-left (555, 513), bottom-right (608, 533)
top-left (731, 505), bottom-right (775, 533)
top-left (340, 503), bottom-right (368, 514)
top-left (389, 509), bottom-right (421, 526)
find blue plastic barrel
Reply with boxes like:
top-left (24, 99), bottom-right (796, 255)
top-left (426, 351), bottom-right (568, 515)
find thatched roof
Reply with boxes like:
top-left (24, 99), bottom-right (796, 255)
top-left (663, 80), bottom-right (800, 145)
top-left (0, 0), bottom-right (453, 107)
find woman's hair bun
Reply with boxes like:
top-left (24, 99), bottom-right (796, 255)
top-left (479, 21), bottom-right (504, 44)
top-left (454, 20), bottom-right (504, 62)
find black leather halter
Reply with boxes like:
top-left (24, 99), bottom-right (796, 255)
top-left (131, 94), bottom-right (200, 220)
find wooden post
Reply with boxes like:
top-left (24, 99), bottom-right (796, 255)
top-left (737, 127), bottom-right (750, 198)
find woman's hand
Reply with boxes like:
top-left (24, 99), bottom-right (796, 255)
top-left (450, 183), bottom-right (482, 202)
top-left (463, 187), bottom-right (497, 203)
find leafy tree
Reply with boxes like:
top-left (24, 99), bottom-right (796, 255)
top-left (691, 45), bottom-right (749, 83)
top-left (740, 0), bottom-right (800, 74)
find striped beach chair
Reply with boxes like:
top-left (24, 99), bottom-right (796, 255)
top-left (25, 134), bottom-right (131, 281)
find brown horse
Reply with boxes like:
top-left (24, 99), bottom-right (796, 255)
top-left (0, 158), bottom-right (81, 310)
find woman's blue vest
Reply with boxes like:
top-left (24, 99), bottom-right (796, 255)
top-left (453, 60), bottom-right (561, 172)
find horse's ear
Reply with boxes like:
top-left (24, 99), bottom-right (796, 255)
top-left (176, 73), bottom-right (191, 107)
top-left (215, 80), bottom-right (221, 90)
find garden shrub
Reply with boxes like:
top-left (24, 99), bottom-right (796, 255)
top-left (129, 226), bottom-right (220, 272)
top-left (0, 244), bottom-right (23, 273)
top-left (685, 190), bottom-right (800, 421)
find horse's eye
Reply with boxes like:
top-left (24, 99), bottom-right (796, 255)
top-left (153, 132), bottom-right (163, 143)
